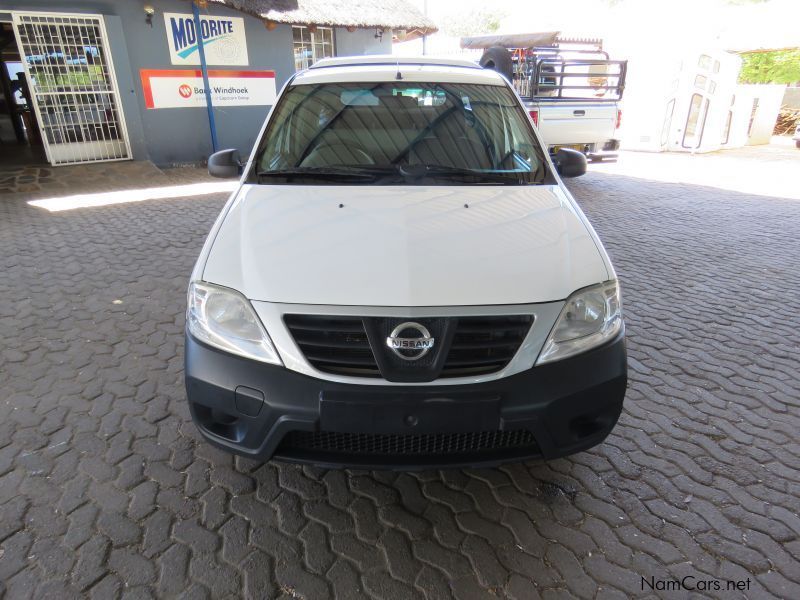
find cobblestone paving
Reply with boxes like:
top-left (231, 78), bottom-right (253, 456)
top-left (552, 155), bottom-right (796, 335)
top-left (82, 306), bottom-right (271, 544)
top-left (1, 160), bottom-right (799, 599)
top-left (0, 161), bottom-right (168, 196)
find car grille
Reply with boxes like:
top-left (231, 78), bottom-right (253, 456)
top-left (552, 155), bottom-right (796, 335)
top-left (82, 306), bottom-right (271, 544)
top-left (278, 429), bottom-right (538, 456)
top-left (442, 316), bottom-right (533, 377)
top-left (283, 315), bottom-right (380, 377)
top-left (284, 314), bottom-right (533, 380)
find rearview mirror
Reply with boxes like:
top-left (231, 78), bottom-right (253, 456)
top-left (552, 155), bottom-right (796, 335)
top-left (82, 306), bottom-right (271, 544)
top-left (208, 149), bottom-right (243, 178)
top-left (553, 148), bottom-right (587, 178)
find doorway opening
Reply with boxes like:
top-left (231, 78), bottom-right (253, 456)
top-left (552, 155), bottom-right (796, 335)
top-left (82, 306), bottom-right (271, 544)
top-left (2, 12), bottom-right (131, 167)
top-left (0, 19), bottom-right (46, 166)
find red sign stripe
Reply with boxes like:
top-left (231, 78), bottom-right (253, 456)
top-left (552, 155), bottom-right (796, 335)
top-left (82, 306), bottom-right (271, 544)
top-left (139, 69), bottom-right (276, 109)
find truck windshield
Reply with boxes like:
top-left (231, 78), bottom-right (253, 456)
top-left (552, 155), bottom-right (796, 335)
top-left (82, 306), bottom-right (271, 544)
top-left (252, 81), bottom-right (548, 185)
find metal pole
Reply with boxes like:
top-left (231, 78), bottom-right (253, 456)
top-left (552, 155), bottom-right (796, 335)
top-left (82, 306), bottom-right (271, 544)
top-left (421, 0), bottom-right (428, 55)
top-left (192, 0), bottom-right (218, 152)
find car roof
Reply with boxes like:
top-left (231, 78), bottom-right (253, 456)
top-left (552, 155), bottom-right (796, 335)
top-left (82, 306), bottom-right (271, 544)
top-left (293, 55), bottom-right (506, 87)
top-left (310, 55), bottom-right (482, 70)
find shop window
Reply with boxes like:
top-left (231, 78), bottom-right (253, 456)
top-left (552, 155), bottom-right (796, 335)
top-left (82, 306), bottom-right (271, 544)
top-left (694, 74), bottom-right (707, 90)
top-left (660, 99), bottom-right (675, 147)
top-left (722, 95), bottom-right (735, 145)
top-left (722, 111), bottom-right (733, 145)
top-left (747, 98), bottom-right (759, 137)
top-left (293, 26), bottom-right (335, 71)
top-left (683, 93), bottom-right (709, 148)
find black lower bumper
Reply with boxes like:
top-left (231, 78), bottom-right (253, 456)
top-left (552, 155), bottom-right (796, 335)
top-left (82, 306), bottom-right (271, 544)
top-left (587, 139), bottom-right (620, 161)
top-left (185, 330), bottom-right (627, 469)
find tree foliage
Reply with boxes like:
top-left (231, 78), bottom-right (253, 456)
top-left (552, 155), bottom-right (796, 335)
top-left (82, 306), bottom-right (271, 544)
top-left (440, 8), bottom-right (504, 37)
top-left (739, 49), bottom-right (800, 84)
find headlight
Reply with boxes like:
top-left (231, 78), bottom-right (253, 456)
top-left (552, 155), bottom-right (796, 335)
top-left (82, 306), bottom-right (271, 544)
top-left (537, 280), bottom-right (622, 364)
top-left (187, 281), bottom-right (282, 365)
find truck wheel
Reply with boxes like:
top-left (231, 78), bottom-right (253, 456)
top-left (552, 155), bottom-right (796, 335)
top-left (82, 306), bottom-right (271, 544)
top-left (479, 46), bottom-right (513, 82)
top-left (796, 140), bottom-right (800, 149)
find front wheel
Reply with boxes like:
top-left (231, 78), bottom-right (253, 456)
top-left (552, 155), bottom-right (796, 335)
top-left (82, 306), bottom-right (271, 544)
top-left (795, 140), bottom-right (800, 149)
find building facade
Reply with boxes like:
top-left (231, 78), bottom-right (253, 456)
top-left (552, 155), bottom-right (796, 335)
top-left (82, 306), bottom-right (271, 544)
top-left (0, 0), bottom-right (434, 166)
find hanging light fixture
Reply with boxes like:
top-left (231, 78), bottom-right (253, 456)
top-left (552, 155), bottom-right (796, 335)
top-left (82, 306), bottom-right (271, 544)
top-left (143, 3), bottom-right (155, 27)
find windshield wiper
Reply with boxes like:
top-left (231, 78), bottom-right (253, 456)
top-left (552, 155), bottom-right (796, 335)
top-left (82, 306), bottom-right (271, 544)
top-left (399, 164), bottom-right (526, 184)
top-left (256, 164), bottom-right (529, 184)
top-left (256, 166), bottom-right (384, 182)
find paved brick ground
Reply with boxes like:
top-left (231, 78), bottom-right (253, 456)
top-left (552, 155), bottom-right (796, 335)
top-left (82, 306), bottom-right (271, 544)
top-left (0, 161), bottom-right (169, 196)
top-left (1, 158), bottom-right (799, 599)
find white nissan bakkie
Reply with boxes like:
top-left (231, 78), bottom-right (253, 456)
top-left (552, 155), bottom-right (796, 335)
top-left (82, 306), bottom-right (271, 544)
top-left (185, 56), bottom-right (627, 469)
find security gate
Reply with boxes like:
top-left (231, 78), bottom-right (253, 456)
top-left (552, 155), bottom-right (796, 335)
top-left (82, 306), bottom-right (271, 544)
top-left (12, 12), bottom-right (131, 165)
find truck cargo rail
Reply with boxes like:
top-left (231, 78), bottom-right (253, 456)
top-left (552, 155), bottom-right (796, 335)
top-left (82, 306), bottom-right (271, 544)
top-left (516, 58), bottom-right (627, 101)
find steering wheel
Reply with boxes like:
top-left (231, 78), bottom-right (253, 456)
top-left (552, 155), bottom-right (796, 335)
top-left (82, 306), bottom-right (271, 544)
top-left (300, 142), bottom-right (375, 167)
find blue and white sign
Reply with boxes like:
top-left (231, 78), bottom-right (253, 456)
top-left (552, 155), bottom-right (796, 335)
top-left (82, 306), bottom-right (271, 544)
top-left (164, 12), bottom-right (249, 66)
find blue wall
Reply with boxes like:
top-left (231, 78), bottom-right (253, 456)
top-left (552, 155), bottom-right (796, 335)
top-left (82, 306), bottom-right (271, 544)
top-left (1, 1), bottom-right (392, 166)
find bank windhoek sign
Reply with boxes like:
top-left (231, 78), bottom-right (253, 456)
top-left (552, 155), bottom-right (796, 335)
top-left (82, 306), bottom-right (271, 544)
top-left (164, 12), bottom-right (249, 66)
top-left (140, 70), bottom-right (276, 109)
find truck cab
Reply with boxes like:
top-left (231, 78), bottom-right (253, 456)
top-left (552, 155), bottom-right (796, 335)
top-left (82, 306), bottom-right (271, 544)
top-left (465, 33), bottom-right (627, 161)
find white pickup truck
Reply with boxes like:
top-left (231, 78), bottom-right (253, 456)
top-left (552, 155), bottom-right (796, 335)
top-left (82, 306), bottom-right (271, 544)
top-left (463, 33), bottom-right (627, 161)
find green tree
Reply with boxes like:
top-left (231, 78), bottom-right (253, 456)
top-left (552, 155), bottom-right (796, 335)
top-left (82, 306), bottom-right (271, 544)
top-left (739, 49), bottom-right (800, 84)
top-left (441, 8), bottom-right (504, 37)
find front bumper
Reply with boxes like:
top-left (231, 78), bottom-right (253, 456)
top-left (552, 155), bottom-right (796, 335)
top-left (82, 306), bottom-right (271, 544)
top-left (185, 329), bottom-right (627, 469)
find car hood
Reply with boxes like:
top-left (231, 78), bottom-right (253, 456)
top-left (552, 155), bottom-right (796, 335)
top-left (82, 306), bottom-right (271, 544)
top-left (202, 184), bottom-right (609, 306)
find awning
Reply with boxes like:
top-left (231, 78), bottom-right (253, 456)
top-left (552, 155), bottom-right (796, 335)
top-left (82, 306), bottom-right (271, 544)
top-left (460, 32), bottom-right (560, 50)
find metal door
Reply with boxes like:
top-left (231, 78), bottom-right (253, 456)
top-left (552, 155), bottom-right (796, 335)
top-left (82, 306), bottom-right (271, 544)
top-left (12, 12), bottom-right (131, 165)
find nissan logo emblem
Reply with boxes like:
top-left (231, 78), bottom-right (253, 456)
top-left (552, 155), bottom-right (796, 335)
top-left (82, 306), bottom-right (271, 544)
top-left (386, 322), bottom-right (435, 361)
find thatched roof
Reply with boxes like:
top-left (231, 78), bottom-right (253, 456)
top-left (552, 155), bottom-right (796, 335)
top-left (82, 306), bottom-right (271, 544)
top-left (210, 1), bottom-right (438, 38)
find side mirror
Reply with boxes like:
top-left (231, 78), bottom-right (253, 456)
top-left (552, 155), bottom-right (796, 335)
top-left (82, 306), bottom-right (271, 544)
top-left (553, 148), bottom-right (587, 178)
top-left (208, 149), bottom-right (243, 178)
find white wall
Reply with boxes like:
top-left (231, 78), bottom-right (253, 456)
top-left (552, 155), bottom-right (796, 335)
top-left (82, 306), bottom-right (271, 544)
top-left (335, 27), bottom-right (393, 57)
top-left (734, 84), bottom-right (785, 145)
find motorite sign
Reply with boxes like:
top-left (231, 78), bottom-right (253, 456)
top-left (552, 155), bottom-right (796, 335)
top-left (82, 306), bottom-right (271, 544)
top-left (140, 69), bottom-right (276, 109)
top-left (164, 12), bottom-right (248, 66)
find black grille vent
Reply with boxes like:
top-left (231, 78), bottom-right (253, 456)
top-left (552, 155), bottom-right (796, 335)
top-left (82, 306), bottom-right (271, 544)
top-left (285, 314), bottom-right (533, 379)
top-left (279, 429), bottom-right (538, 456)
top-left (284, 315), bottom-right (379, 377)
top-left (442, 315), bottom-right (533, 378)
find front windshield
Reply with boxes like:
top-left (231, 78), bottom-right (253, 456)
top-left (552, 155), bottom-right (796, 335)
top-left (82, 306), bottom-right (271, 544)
top-left (252, 81), bottom-right (549, 185)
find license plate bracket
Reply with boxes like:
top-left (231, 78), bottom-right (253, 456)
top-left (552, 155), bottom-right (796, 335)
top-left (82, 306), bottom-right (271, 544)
top-left (551, 144), bottom-right (585, 153)
top-left (320, 392), bottom-right (501, 435)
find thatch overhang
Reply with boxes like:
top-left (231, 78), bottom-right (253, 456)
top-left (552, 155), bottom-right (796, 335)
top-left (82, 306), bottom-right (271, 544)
top-left (209, 0), bottom-right (438, 40)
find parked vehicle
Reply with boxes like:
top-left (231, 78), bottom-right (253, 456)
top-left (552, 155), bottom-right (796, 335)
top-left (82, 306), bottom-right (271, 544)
top-left (186, 56), bottom-right (627, 469)
top-left (464, 33), bottom-right (626, 161)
